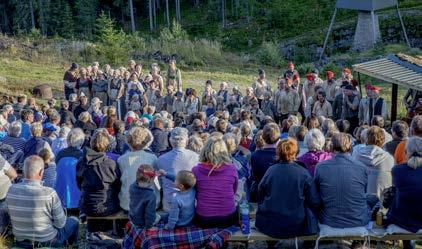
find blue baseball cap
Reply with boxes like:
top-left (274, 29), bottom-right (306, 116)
top-left (43, 123), bottom-right (57, 132)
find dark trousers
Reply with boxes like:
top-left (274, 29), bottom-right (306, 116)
top-left (64, 86), bottom-right (74, 100)
top-left (195, 212), bottom-right (238, 229)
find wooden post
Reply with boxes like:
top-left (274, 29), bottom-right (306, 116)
top-left (358, 72), bottom-right (363, 98)
top-left (396, 5), bottom-right (411, 47)
top-left (319, 8), bottom-right (337, 61)
top-left (391, 83), bottom-right (398, 122)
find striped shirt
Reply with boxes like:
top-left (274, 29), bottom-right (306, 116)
top-left (1, 135), bottom-right (26, 152)
top-left (6, 179), bottom-right (66, 242)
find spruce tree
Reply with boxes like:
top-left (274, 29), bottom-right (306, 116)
top-left (95, 11), bottom-right (129, 65)
top-left (75, 0), bottom-right (99, 39)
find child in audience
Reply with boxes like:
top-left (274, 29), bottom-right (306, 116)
top-left (239, 123), bottom-right (252, 149)
top-left (38, 148), bottom-right (57, 188)
top-left (160, 170), bottom-right (196, 230)
top-left (129, 164), bottom-right (160, 229)
top-left (172, 91), bottom-right (185, 114)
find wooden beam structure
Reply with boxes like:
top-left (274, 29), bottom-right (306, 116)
top-left (353, 54), bottom-right (422, 121)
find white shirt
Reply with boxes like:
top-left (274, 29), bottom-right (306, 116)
top-left (117, 150), bottom-right (158, 210)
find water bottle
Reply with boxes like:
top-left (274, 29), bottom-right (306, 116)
top-left (239, 194), bottom-right (250, 234)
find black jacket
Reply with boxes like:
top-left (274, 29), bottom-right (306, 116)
top-left (76, 148), bottom-right (121, 216)
top-left (150, 128), bottom-right (169, 154)
top-left (60, 109), bottom-right (76, 125)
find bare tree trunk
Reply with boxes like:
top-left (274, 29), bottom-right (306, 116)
top-left (153, 0), bottom-right (157, 29)
top-left (38, 0), bottom-right (46, 35)
top-left (129, 0), bottom-right (135, 32)
top-left (165, 0), bottom-right (170, 26)
top-left (149, 0), bottom-right (154, 31)
top-left (176, 0), bottom-right (181, 22)
top-left (221, 0), bottom-right (226, 28)
top-left (29, 0), bottom-right (35, 29)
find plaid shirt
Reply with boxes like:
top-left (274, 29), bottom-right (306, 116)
top-left (123, 222), bottom-right (236, 249)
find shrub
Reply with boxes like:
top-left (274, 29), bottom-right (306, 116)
top-left (256, 42), bottom-right (283, 67)
top-left (95, 12), bottom-right (130, 66)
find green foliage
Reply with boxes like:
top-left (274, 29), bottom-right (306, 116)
top-left (256, 42), bottom-right (284, 67)
top-left (159, 20), bottom-right (189, 43)
top-left (47, 0), bottom-right (74, 38)
top-left (75, 0), bottom-right (99, 39)
top-left (95, 12), bottom-right (129, 65)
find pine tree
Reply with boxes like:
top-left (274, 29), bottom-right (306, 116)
top-left (48, 0), bottom-right (74, 37)
top-left (75, 0), bottom-right (99, 39)
top-left (10, 0), bottom-right (32, 33)
top-left (95, 11), bottom-right (129, 65)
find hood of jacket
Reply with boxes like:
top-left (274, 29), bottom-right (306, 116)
top-left (299, 151), bottom-right (332, 167)
top-left (84, 148), bottom-right (107, 166)
top-left (353, 145), bottom-right (392, 169)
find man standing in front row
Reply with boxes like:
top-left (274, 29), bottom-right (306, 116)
top-left (7, 156), bottom-right (79, 248)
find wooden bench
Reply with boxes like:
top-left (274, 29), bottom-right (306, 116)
top-left (86, 211), bottom-right (128, 233)
top-left (228, 229), bottom-right (422, 246)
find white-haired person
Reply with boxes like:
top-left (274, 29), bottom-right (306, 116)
top-left (2, 121), bottom-right (26, 152)
top-left (51, 126), bottom-right (71, 155)
top-left (117, 126), bottom-right (157, 211)
top-left (8, 156), bottom-right (78, 248)
top-left (55, 128), bottom-right (85, 210)
top-left (156, 127), bottom-right (199, 212)
top-left (22, 122), bottom-right (53, 159)
top-left (192, 137), bottom-right (238, 228)
top-left (297, 129), bottom-right (333, 176)
top-left (386, 136), bottom-right (422, 249)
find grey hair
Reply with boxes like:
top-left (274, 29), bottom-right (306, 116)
top-left (360, 129), bottom-right (369, 144)
top-left (8, 121), bottom-right (22, 137)
top-left (23, 155), bottom-right (45, 178)
top-left (67, 128), bottom-right (86, 148)
top-left (30, 122), bottom-right (43, 137)
top-left (59, 126), bottom-right (71, 138)
top-left (170, 127), bottom-right (188, 148)
top-left (187, 135), bottom-right (204, 154)
top-left (406, 137), bottom-right (422, 169)
top-left (304, 128), bottom-right (325, 151)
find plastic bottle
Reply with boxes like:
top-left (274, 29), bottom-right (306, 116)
top-left (239, 193), bottom-right (250, 234)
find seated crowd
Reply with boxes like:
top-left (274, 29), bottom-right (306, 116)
top-left (0, 59), bottom-right (420, 249)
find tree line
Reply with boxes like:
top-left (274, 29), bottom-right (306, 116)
top-left (0, 0), bottom-right (264, 39)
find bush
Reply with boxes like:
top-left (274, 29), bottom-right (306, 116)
top-left (256, 42), bottom-right (283, 67)
top-left (95, 12), bottom-right (130, 66)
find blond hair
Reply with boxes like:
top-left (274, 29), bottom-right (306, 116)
top-left (199, 137), bottom-right (231, 175)
top-left (127, 126), bottom-right (153, 151)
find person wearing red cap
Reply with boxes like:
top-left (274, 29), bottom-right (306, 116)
top-left (303, 71), bottom-right (323, 105)
top-left (322, 70), bottom-right (339, 106)
top-left (358, 83), bottom-right (387, 125)
top-left (283, 62), bottom-right (299, 80)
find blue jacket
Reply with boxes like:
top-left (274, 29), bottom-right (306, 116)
top-left (54, 147), bottom-right (83, 209)
top-left (387, 164), bottom-right (422, 233)
top-left (256, 162), bottom-right (320, 238)
top-left (314, 153), bottom-right (370, 228)
top-left (166, 188), bottom-right (196, 229)
top-left (129, 183), bottom-right (156, 229)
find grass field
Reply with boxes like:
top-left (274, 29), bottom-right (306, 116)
top-left (0, 55), bottom-right (412, 121)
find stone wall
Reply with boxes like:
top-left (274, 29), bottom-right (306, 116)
top-left (278, 9), bottom-right (422, 62)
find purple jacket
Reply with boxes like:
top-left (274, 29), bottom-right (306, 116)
top-left (192, 163), bottom-right (238, 217)
top-left (298, 151), bottom-right (333, 176)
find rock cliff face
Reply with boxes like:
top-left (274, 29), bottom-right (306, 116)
top-left (277, 10), bottom-right (422, 62)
